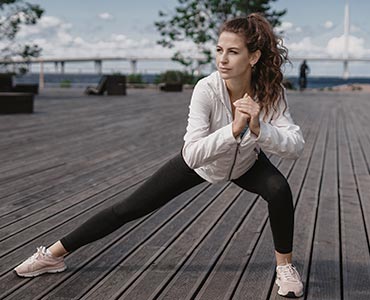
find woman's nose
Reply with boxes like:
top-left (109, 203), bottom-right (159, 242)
top-left (220, 53), bottom-right (228, 63)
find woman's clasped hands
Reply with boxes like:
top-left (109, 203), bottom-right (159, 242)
top-left (232, 93), bottom-right (261, 137)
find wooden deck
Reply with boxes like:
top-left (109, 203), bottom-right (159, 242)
top-left (0, 87), bottom-right (370, 300)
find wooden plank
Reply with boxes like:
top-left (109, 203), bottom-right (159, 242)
top-left (0, 117), bottom-right (184, 203)
top-left (0, 151), bottom-right (174, 241)
top-left (306, 106), bottom-right (341, 299)
top-left (346, 96), bottom-right (370, 239)
top-left (337, 100), bottom-right (370, 300)
top-left (0, 141), bottom-right (180, 223)
top-left (0, 90), bottom-right (190, 177)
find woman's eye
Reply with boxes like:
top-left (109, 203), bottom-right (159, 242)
top-left (216, 48), bottom-right (222, 53)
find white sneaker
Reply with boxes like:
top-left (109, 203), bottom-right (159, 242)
top-left (275, 263), bottom-right (304, 298)
top-left (14, 246), bottom-right (66, 277)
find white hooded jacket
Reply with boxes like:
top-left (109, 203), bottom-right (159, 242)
top-left (182, 71), bottom-right (305, 183)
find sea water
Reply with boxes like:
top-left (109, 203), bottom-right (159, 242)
top-left (14, 73), bottom-right (370, 89)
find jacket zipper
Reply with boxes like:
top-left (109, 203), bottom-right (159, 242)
top-left (228, 144), bottom-right (239, 180)
top-left (213, 82), bottom-right (240, 181)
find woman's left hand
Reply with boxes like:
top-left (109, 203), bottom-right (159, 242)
top-left (233, 96), bottom-right (261, 136)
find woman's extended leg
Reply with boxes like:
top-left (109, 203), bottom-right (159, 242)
top-left (14, 152), bottom-right (205, 277)
top-left (60, 152), bottom-right (205, 252)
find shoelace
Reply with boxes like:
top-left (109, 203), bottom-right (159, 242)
top-left (278, 264), bottom-right (301, 282)
top-left (25, 246), bottom-right (47, 264)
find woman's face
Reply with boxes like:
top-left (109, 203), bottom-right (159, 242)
top-left (216, 31), bottom-right (256, 81)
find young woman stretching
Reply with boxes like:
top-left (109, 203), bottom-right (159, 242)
top-left (15, 13), bottom-right (305, 298)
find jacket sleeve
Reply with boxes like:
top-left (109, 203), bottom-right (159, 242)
top-left (255, 90), bottom-right (305, 159)
top-left (182, 81), bottom-right (238, 169)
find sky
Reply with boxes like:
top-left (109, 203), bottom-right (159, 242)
top-left (10, 0), bottom-right (370, 77)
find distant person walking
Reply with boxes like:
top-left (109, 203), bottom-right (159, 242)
top-left (299, 60), bottom-right (310, 91)
top-left (15, 13), bottom-right (305, 298)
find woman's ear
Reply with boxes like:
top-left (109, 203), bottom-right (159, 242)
top-left (251, 50), bottom-right (261, 66)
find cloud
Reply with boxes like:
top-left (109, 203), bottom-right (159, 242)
top-left (350, 24), bottom-right (361, 33)
top-left (280, 21), bottom-right (294, 31)
top-left (285, 37), bottom-right (324, 57)
top-left (57, 31), bottom-right (74, 45)
top-left (284, 31), bottom-right (370, 61)
top-left (14, 17), bottom-right (173, 59)
top-left (279, 16), bottom-right (370, 62)
top-left (324, 21), bottom-right (334, 29)
top-left (17, 16), bottom-right (72, 39)
top-left (40, 16), bottom-right (66, 28)
top-left (275, 21), bottom-right (294, 32)
top-left (326, 34), bottom-right (370, 57)
top-left (98, 12), bottom-right (113, 20)
top-left (10, 14), bottom-right (184, 60)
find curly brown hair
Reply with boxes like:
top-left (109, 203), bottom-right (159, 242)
top-left (219, 13), bottom-right (289, 119)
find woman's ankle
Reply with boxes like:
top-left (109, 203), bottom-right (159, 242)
top-left (275, 250), bottom-right (292, 266)
top-left (48, 241), bottom-right (68, 257)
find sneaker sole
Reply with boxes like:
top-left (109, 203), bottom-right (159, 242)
top-left (14, 265), bottom-right (66, 278)
top-left (275, 279), bottom-right (304, 298)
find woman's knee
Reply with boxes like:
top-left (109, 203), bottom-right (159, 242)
top-left (264, 174), bottom-right (292, 201)
top-left (111, 193), bottom-right (148, 220)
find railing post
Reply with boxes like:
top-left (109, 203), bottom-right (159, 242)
top-left (39, 60), bottom-right (44, 90)
top-left (343, 60), bottom-right (349, 79)
top-left (343, 0), bottom-right (350, 79)
top-left (94, 60), bottom-right (102, 74)
top-left (130, 59), bottom-right (137, 74)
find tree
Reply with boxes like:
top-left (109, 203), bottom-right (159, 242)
top-left (0, 0), bottom-right (44, 74)
top-left (155, 0), bottom-right (286, 74)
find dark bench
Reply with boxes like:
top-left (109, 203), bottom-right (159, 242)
top-left (85, 75), bottom-right (126, 96)
top-left (13, 84), bottom-right (39, 94)
top-left (106, 75), bottom-right (126, 95)
top-left (0, 92), bottom-right (34, 114)
top-left (0, 73), bottom-right (39, 94)
top-left (159, 83), bottom-right (183, 92)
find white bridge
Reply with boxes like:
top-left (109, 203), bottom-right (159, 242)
top-left (1, 55), bottom-right (368, 89)
top-left (1, 55), bottom-right (369, 74)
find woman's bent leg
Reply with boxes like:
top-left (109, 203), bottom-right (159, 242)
top-left (232, 152), bottom-right (294, 254)
top-left (60, 153), bottom-right (205, 252)
top-left (234, 152), bottom-right (303, 297)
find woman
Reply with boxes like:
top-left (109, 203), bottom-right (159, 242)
top-left (15, 13), bottom-right (305, 298)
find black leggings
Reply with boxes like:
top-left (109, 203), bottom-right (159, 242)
top-left (61, 151), bottom-right (294, 254)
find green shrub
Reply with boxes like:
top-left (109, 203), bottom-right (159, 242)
top-left (60, 79), bottom-right (71, 88)
top-left (282, 79), bottom-right (295, 90)
top-left (155, 70), bottom-right (197, 84)
top-left (127, 73), bottom-right (144, 84)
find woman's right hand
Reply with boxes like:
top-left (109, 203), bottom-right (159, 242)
top-left (232, 93), bottom-right (250, 138)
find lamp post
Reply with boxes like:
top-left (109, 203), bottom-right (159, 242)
top-left (343, 0), bottom-right (350, 79)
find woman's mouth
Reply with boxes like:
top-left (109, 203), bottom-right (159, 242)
top-left (219, 67), bottom-right (231, 72)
